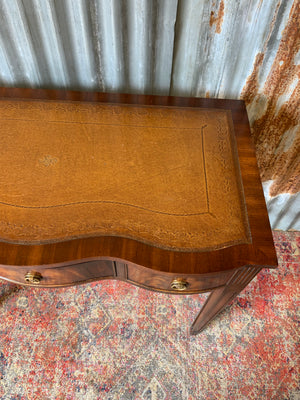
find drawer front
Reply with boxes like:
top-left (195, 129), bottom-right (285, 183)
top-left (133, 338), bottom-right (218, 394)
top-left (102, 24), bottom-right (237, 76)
top-left (0, 260), bottom-right (115, 287)
top-left (0, 259), bottom-right (233, 293)
top-left (126, 263), bottom-right (233, 293)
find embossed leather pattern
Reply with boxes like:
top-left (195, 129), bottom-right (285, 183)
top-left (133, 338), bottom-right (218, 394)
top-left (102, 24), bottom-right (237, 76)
top-left (0, 99), bottom-right (250, 250)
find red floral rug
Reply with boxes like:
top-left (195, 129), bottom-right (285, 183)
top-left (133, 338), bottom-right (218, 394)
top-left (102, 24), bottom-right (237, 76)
top-left (0, 231), bottom-right (299, 399)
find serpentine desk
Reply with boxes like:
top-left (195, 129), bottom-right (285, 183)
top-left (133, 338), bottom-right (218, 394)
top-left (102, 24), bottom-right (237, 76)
top-left (0, 88), bottom-right (277, 335)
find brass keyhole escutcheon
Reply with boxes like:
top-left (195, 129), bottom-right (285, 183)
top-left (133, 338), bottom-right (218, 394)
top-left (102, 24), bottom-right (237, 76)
top-left (24, 271), bottom-right (43, 284)
top-left (171, 278), bottom-right (188, 291)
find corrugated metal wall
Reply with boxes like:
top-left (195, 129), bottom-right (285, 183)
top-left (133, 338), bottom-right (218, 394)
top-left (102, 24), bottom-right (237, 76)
top-left (0, 0), bottom-right (299, 229)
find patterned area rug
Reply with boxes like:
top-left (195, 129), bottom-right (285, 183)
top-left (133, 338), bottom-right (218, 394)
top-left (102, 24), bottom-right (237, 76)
top-left (0, 231), bottom-right (299, 400)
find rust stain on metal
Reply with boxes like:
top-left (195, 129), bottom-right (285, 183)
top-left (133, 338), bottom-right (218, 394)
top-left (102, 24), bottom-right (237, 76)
top-left (209, 0), bottom-right (224, 34)
top-left (241, 53), bottom-right (264, 105)
top-left (241, 1), bottom-right (300, 196)
top-left (258, 0), bottom-right (264, 10)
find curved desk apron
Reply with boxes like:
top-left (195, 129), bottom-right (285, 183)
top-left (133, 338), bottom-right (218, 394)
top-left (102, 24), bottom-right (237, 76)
top-left (0, 88), bottom-right (277, 335)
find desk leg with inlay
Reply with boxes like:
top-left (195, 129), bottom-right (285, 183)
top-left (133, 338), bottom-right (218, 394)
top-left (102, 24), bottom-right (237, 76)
top-left (190, 265), bottom-right (262, 335)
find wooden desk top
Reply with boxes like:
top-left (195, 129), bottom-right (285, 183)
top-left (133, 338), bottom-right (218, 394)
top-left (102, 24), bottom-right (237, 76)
top-left (0, 88), bottom-right (277, 275)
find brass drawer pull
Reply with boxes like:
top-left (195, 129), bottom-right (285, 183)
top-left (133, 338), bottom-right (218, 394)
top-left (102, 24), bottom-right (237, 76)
top-left (24, 271), bottom-right (43, 284)
top-left (171, 278), bottom-right (188, 291)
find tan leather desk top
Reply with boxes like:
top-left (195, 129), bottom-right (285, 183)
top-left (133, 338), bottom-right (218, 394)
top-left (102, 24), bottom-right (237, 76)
top-left (0, 99), bottom-right (250, 251)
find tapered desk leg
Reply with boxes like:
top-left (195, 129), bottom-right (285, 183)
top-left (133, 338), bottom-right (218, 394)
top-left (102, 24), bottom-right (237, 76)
top-left (190, 265), bottom-right (261, 335)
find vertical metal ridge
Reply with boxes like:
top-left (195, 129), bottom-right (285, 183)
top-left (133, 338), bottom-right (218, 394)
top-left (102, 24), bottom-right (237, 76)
top-left (52, 0), bottom-right (97, 90)
top-left (152, 0), bottom-right (178, 95)
top-left (91, 0), bottom-right (124, 92)
top-left (21, 0), bottom-right (70, 88)
top-left (170, 0), bottom-right (207, 97)
top-left (0, 0), bottom-right (41, 86)
top-left (0, 35), bottom-right (14, 86)
top-left (127, 0), bottom-right (148, 93)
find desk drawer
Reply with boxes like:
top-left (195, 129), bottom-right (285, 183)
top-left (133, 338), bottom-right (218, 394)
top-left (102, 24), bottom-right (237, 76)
top-left (0, 260), bottom-right (115, 287)
top-left (125, 263), bottom-right (233, 294)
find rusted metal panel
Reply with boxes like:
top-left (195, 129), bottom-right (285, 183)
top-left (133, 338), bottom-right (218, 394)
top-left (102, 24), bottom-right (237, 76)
top-left (241, 0), bottom-right (300, 198)
top-left (263, 181), bottom-right (300, 230)
top-left (0, 0), bottom-right (298, 229)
